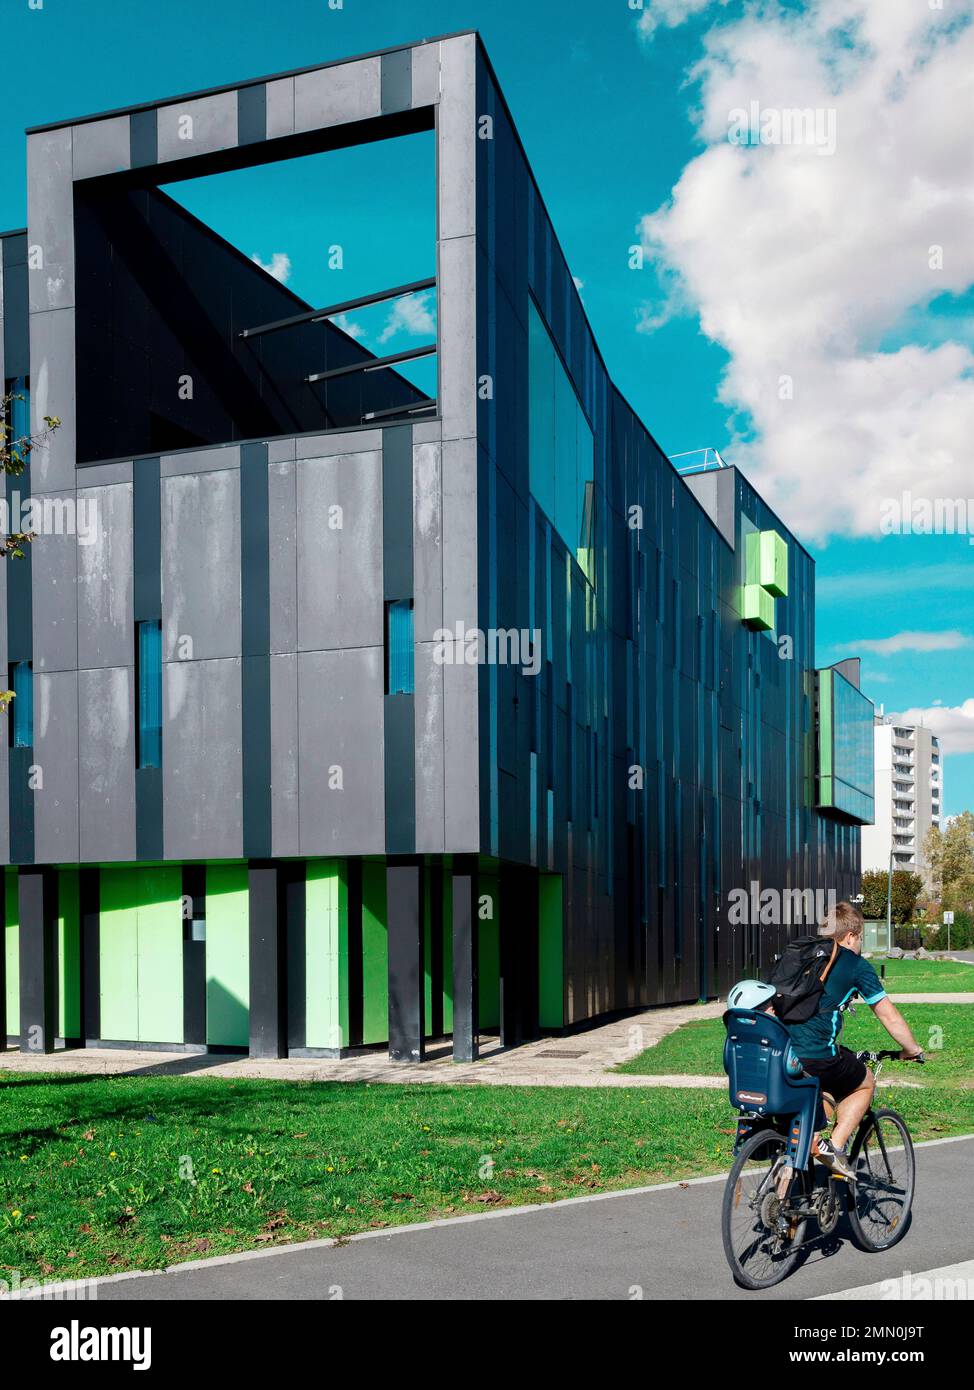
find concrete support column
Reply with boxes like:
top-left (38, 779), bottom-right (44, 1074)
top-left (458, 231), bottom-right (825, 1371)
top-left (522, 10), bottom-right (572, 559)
top-left (19, 866), bottom-right (59, 1054)
top-left (387, 858), bottom-right (425, 1063)
top-left (248, 861), bottom-right (285, 1059)
top-left (451, 855), bottom-right (479, 1062)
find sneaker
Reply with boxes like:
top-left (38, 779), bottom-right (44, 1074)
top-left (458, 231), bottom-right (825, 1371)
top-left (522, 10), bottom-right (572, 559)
top-left (813, 1137), bottom-right (856, 1181)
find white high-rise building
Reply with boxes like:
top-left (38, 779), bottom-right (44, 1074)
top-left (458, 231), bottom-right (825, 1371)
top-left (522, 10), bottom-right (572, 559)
top-left (861, 716), bottom-right (943, 891)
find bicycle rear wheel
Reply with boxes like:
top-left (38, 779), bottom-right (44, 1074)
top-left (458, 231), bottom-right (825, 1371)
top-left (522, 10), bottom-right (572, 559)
top-left (846, 1108), bottom-right (915, 1252)
top-left (721, 1127), bottom-right (808, 1289)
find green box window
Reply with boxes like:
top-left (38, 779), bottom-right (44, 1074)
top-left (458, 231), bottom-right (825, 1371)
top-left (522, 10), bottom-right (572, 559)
top-left (745, 529), bottom-right (789, 598)
top-left (743, 583), bottom-right (775, 630)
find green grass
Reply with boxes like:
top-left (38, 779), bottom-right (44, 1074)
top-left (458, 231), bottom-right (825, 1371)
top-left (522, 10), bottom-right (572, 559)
top-left (871, 957), bottom-right (974, 994)
top-left (4, 996), bottom-right (973, 1284)
top-left (617, 1004), bottom-right (974, 1088)
top-left (0, 1075), bottom-right (757, 1283)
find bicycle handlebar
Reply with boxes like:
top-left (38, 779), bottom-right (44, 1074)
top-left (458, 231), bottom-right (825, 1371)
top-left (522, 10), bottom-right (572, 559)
top-left (856, 1049), bottom-right (925, 1064)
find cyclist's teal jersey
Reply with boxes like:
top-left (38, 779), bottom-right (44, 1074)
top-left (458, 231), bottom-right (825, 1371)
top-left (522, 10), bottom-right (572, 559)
top-left (785, 947), bottom-right (887, 1059)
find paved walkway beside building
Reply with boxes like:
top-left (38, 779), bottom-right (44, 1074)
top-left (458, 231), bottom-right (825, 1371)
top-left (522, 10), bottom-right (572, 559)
top-left (0, 1002), bottom-right (726, 1088)
top-left (2, 990), bottom-right (967, 1089)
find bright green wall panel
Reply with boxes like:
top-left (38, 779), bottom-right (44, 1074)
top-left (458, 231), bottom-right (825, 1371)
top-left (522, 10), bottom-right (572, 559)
top-left (478, 872), bottom-right (500, 1030)
top-left (135, 867), bottom-right (183, 1044)
top-left (361, 861), bottom-right (388, 1045)
top-left (57, 870), bottom-right (81, 1040)
top-left (99, 869), bottom-right (140, 1041)
top-left (205, 864), bottom-right (249, 1047)
top-left (305, 859), bottom-right (346, 1051)
top-left (5, 870), bottom-right (19, 1036)
top-left (538, 874), bottom-right (564, 1028)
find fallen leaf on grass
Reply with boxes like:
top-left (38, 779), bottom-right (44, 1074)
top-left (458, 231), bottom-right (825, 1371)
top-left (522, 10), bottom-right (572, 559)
top-left (462, 1190), bottom-right (503, 1205)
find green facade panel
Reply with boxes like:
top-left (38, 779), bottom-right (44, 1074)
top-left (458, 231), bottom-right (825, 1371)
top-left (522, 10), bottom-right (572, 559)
top-left (57, 869), bottom-right (81, 1040)
top-left (99, 870), bottom-right (140, 1042)
top-left (538, 874), bottom-right (564, 1028)
top-left (99, 867), bottom-right (182, 1044)
top-left (478, 871), bottom-right (500, 1030)
top-left (205, 863), bottom-right (249, 1047)
top-left (305, 859), bottom-right (346, 1051)
top-left (361, 861), bottom-right (388, 1045)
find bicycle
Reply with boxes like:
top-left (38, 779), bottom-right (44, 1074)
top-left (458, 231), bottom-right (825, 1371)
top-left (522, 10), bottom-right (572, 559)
top-left (720, 1028), bottom-right (924, 1290)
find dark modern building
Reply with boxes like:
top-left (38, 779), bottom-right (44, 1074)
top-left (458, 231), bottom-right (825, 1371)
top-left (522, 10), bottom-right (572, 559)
top-left (0, 32), bottom-right (874, 1062)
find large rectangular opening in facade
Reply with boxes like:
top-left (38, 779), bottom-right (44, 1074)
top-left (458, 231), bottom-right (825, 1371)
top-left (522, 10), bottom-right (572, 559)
top-left (72, 126), bottom-right (436, 465)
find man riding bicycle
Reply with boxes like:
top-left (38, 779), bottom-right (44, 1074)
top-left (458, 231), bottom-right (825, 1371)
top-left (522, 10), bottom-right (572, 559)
top-left (787, 901), bottom-right (923, 1179)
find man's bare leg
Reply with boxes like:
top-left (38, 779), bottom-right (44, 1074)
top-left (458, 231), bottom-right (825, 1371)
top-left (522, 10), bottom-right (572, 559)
top-left (831, 1072), bottom-right (875, 1151)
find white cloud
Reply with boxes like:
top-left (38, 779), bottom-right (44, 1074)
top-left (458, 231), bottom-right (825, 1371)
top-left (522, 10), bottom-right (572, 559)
top-left (380, 291), bottom-right (436, 345)
top-left (638, 0), bottom-right (974, 543)
top-left (840, 630), bottom-right (971, 656)
top-left (332, 313), bottom-right (365, 341)
top-left (891, 699), bottom-right (974, 756)
top-left (250, 252), bottom-right (292, 284)
top-left (637, 0), bottom-right (729, 41)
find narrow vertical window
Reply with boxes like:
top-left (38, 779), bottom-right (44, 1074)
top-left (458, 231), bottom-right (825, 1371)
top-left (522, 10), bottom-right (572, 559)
top-left (5, 378), bottom-right (30, 472)
top-left (136, 619), bottom-right (162, 768)
top-left (385, 600), bottom-right (414, 695)
top-left (9, 661), bottom-right (33, 748)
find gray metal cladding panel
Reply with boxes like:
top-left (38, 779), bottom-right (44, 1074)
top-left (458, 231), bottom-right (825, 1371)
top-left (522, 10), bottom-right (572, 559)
top-left (30, 499), bottom-right (78, 674)
top-left (72, 116), bottom-right (131, 180)
top-left (269, 653), bottom-right (299, 857)
top-left (32, 670), bottom-right (80, 864)
top-left (442, 658), bottom-right (480, 853)
top-left (414, 641), bottom-right (445, 853)
top-left (411, 42), bottom-right (441, 107)
top-left (413, 441), bottom-right (443, 642)
top-left (268, 460), bottom-right (297, 655)
top-left (160, 445), bottom-right (240, 477)
top-left (296, 451), bottom-right (383, 652)
top-left (265, 78), bottom-right (295, 139)
top-left (293, 58), bottom-right (382, 132)
top-left (26, 128), bottom-right (74, 313)
top-left (162, 469), bottom-right (241, 661)
top-left (78, 665), bottom-right (136, 862)
top-left (441, 435), bottom-right (478, 630)
top-left (28, 308), bottom-right (76, 493)
top-left (297, 647), bottom-right (384, 857)
top-left (163, 658), bottom-right (242, 860)
top-left (156, 92), bottom-right (239, 162)
top-left (77, 481), bottom-right (133, 670)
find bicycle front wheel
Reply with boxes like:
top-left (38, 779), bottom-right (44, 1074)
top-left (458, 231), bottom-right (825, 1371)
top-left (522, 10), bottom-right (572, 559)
top-left (721, 1127), bottom-right (808, 1289)
top-left (847, 1108), bottom-right (915, 1252)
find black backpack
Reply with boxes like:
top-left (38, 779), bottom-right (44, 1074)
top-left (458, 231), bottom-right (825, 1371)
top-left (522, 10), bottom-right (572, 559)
top-left (766, 936), bottom-right (839, 1024)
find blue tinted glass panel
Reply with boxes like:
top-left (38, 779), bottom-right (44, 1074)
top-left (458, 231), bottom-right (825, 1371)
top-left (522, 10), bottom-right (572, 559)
top-left (388, 600), bottom-right (414, 695)
top-left (7, 378), bottom-right (30, 470)
top-left (11, 661), bottom-right (33, 748)
top-left (528, 300), bottom-right (595, 579)
top-left (831, 670), bottom-right (874, 823)
top-left (138, 619), bottom-right (162, 768)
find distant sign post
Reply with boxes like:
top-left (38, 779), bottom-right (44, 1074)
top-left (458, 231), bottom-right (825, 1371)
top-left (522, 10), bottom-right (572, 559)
top-left (944, 911), bottom-right (955, 951)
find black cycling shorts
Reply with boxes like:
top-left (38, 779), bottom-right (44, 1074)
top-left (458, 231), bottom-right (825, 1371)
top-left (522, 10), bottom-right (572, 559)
top-left (800, 1046), bottom-right (868, 1103)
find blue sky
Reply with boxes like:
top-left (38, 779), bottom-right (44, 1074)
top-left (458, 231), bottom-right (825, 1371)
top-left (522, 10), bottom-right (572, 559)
top-left (3, 0), bottom-right (971, 812)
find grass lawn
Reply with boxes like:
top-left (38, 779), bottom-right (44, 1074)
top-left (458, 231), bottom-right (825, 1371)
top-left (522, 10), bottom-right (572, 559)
top-left (0, 1074), bottom-right (764, 1283)
top-left (617, 1004), bottom-right (974, 1086)
top-left (869, 957), bottom-right (974, 994)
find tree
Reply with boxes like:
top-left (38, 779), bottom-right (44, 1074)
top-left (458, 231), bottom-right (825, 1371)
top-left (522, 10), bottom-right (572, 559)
top-left (925, 814), bottom-right (974, 915)
top-left (0, 386), bottom-right (60, 710)
top-left (860, 868), bottom-right (923, 925)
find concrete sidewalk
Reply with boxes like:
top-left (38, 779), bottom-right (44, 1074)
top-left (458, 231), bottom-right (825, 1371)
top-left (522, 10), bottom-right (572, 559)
top-left (0, 1001), bottom-right (725, 1088)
